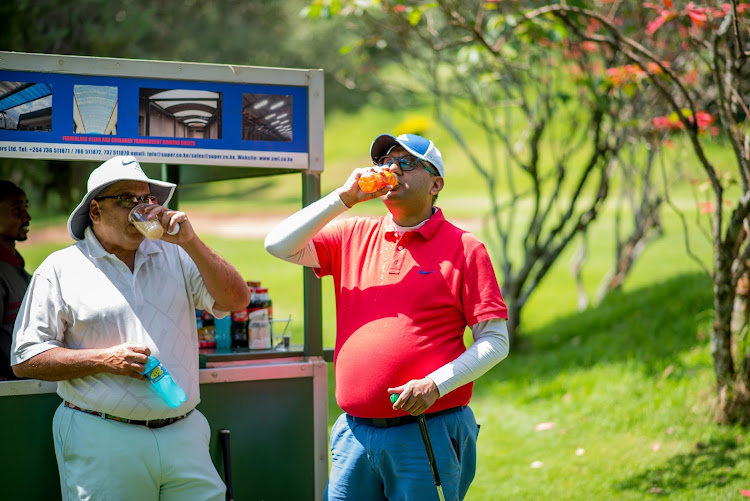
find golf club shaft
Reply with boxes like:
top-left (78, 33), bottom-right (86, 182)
top-left (418, 414), bottom-right (446, 501)
top-left (219, 429), bottom-right (234, 501)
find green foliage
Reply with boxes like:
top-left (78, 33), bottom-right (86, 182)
top-left (0, 0), bottom-right (384, 215)
top-left (0, 0), bottom-right (368, 114)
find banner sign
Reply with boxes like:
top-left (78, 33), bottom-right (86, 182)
top-left (0, 68), bottom-right (310, 169)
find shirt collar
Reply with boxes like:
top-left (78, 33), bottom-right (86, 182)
top-left (83, 226), bottom-right (162, 260)
top-left (386, 207), bottom-right (444, 240)
top-left (0, 243), bottom-right (24, 268)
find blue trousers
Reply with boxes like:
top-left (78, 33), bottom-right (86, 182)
top-left (325, 406), bottom-right (479, 501)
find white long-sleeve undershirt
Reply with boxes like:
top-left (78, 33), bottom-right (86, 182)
top-left (427, 319), bottom-right (509, 396)
top-left (264, 190), bottom-right (509, 397)
top-left (264, 190), bottom-right (347, 268)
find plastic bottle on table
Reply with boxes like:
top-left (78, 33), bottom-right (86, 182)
top-left (214, 315), bottom-right (232, 351)
top-left (231, 281), bottom-right (256, 348)
top-left (249, 287), bottom-right (273, 350)
top-left (201, 310), bottom-right (215, 328)
top-left (358, 170), bottom-right (398, 193)
top-left (255, 287), bottom-right (273, 322)
top-left (230, 308), bottom-right (249, 348)
top-left (141, 356), bottom-right (186, 408)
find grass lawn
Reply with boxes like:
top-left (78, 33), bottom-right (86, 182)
top-left (20, 225), bottom-right (749, 500)
top-left (15, 105), bottom-right (749, 500)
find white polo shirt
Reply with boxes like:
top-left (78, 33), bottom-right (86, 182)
top-left (12, 226), bottom-right (224, 420)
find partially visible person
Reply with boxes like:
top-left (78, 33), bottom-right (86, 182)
top-left (0, 180), bottom-right (31, 381)
top-left (11, 156), bottom-right (251, 500)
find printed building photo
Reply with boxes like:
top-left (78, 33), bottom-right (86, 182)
top-left (242, 93), bottom-right (292, 142)
top-left (0, 81), bottom-right (52, 131)
top-left (139, 88), bottom-right (222, 139)
top-left (73, 85), bottom-right (118, 135)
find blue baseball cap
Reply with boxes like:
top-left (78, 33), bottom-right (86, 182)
top-left (370, 133), bottom-right (445, 178)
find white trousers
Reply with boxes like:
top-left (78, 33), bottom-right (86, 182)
top-left (53, 402), bottom-right (225, 501)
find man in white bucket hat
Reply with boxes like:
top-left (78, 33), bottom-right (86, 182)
top-left (266, 133), bottom-right (509, 500)
top-left (11, 155), bottom-right (250, 500)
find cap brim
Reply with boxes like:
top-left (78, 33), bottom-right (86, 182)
top-left (370, 134), bottom-right (399, 163)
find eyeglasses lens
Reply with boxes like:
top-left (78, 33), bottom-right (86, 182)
top-left (378, 156), bottom-right (419, 171)
top-left (120, 195), bottom-right (158, 208)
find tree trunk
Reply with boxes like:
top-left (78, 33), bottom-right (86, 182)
top-left (731, 286), bottom-right (748, 336)
top-left (502, 285), bottom-right (522, 348)
top-left (712, 250), bottom-right (737, 421)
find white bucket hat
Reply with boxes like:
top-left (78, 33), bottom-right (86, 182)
top-left (67, 156), bottom-right (176, 241)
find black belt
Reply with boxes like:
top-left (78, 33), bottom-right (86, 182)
top-left (348, 406), bottom-right (465, 428)
top-left (65, 401), bottom-right (190, 429)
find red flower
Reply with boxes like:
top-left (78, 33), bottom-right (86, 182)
top-left (646, 61), bottom-right (668, 74)
top-left (646, 11), bottom-right (676, 34)
top-left (697, 201), bottom-right (715, 214)
top-left (652, 111), bottom-right (716, 134)
top-left (581, 41), bottom-right (599, 53)
top-left (644, 2), bottom-right (678, 34)
top-left (685, 3), bottom-right (709, 26)
top-left (653, 115), bottom-right (684, 131)
top-left (695, 111), bottom-right (715, 129)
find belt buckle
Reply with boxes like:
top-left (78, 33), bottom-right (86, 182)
top-left (148, 418), bottom-right (167, 428)
top-left (371, 418), bottom-right (389, 428)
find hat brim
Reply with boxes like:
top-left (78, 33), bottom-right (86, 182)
top-left (67, 179), bottom-right (175, 241)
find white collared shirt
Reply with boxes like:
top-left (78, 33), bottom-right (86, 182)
top-left (12, 226), bottom-right (223, 419)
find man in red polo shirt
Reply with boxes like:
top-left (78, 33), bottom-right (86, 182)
top-left (0, 180), bottom-right (31, 381)
top-left (265, 133), bottom-right (509, 501)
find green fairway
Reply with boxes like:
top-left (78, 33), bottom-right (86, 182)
top-left (16, 106), bottom-right (747, 500)
top-left (20, 230), bottom-right (746, 499)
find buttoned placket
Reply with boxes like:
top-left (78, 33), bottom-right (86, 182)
top-left (389, 232), bottom-right (410, 274)
top-left (101, 252), bottom-right (136, 300)
top-left (132, 247), bottom-right (155, 310)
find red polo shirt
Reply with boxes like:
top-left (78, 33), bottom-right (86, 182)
top-left (313, 208), bottom-right (507, 418)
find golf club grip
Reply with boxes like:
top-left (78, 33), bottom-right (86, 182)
top-left (219, 429), bottom-right (234, 501)
top-left (417, 415), bottom-right (442, 487)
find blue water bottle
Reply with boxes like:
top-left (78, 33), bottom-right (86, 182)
top-left (142, 356), bottom-right (187, 408)
top-left (214, 315), bottom-right (232, 351)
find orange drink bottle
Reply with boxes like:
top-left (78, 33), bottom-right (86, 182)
top-left (358, 170), bottom-right (398, 193)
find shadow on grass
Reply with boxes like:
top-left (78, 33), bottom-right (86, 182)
top-left (614, 435), bottom-right (745, 496)
top-left (483, 272), bottom-right (713, 385)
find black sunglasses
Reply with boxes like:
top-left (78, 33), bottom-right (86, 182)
top-left (375, 155), bottom-right (439, 176)
top-left (94, 194), bottom-right (159, 209)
